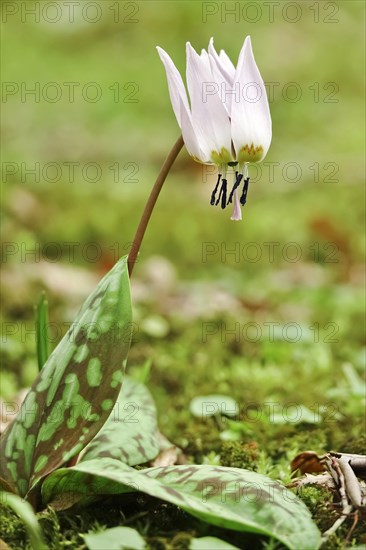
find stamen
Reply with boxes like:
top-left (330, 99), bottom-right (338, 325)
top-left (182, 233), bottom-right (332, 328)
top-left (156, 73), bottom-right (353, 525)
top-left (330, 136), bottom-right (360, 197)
top-left (240, 177), bottom-right (250, 206)
top-left (221, 179), bottom-right (227, 209)
top-left (227, 172), bottom-right (243, 205)
top-left (210, 173), bottom-right (221, 205)
top-left (215, 178), bottom-right (228, 209)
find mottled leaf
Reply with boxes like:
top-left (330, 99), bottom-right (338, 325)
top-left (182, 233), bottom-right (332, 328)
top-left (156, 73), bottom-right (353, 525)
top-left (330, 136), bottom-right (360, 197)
top-left (80, 376), bottom-right (160, 466)
top-left (42, 459), bottom-right (321, 550)
top-left (0, 256), bottom-right (132, 497)
top-left (84, 526), bottom-right (145, 550)
top-left (0, 492), bottom-right (46, 549)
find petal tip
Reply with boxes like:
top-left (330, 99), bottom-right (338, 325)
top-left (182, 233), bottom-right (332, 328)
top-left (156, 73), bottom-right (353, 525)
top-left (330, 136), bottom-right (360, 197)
top-left (243, 35), bottom-right (251, 48)
top-left (246, 36), bottom-right (254, 52)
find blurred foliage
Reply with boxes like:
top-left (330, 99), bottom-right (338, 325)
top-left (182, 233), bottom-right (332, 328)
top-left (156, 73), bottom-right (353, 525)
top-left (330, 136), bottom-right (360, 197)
top-left (1, 1), bottom-right (365, 548)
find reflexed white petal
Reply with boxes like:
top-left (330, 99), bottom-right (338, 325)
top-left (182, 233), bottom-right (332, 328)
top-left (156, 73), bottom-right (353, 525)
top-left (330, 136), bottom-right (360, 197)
top-left (157, 46), bottom-right (208, 163)
top-left (179, 97), bottom-right (209, 162)
top-left (231, 36), bottom-right (272, 163)
top-left (208, 39), bottom-right (235, 114)
top-left (219, 49), bottom-right (236, 80)
top-left (208, 54), bottom-right (232, 116)
top-left (208, 38), bottom-right (234, 84)
top-left (186, 42), bottom-right (232, 163)
top-left (156, 46), bottom-right (190, 127)
top-left (207, 39), bottom-right (236, 116)
top-left (236, 36), bottom-right (250, 75)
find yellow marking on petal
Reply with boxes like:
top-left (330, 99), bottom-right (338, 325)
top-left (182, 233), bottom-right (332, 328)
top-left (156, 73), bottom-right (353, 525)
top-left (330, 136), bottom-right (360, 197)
top-left (211, 147), bottom-right (233, 165)
top-left (237, 144), bottom-right (264, 163)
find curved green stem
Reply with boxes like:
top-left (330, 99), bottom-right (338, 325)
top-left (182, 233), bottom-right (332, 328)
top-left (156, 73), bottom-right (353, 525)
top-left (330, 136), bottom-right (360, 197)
top-left (127, 135), bottom-right (184, 276)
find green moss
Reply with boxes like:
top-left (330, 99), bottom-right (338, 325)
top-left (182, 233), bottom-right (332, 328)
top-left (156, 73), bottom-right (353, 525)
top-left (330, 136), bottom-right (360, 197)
top-left (335, 435), bottom-right (366, 455)
top-left (298, 486), bottom-right (331, 518)
top-left (179, 424), bottom-right (222, 462)
top-left (220, 441), bottom-right (259, 470)
top-left (297, 486), bottom-right (366, 550)
top-left (0, 504), bottom-right (27, 548)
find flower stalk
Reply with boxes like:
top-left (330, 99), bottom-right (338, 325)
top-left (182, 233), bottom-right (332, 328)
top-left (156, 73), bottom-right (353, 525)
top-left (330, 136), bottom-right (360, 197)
top-left (127, 135), bottom-right (184, 276)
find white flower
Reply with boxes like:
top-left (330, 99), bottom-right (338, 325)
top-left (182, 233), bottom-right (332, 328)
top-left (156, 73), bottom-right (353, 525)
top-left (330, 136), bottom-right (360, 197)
top-left (157, 36), bottom-right (271, 221)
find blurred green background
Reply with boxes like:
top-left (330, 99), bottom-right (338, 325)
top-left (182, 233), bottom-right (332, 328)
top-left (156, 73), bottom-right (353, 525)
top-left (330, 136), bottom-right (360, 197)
top-left (1, 1), bottom-right (365, 421)
top-left (1, 1), bottom-right (365, 547)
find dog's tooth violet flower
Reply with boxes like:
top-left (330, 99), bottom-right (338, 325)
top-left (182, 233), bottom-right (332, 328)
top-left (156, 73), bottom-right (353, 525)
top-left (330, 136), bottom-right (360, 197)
top-left (157, 36), bottom-right (271, 221)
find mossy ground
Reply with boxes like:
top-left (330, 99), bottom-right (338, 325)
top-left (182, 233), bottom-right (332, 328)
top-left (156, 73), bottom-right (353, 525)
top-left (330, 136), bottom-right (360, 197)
top-left (1, 1), bottom-right (365, 548)
top-left (1, 288), bottom-right (365, 548)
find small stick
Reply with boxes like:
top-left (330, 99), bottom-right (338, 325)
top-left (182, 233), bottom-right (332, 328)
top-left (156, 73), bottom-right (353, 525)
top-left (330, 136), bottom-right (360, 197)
top-left (344, 509), bottom-right (359, 545)
top-left (287, 472), bottom-right (335, 491)
top-left (326, 455), bottom-right (349, 509)
top-left (337, 457), bottom-right (363, 507)
top-left (322, 503), bottom-right (353, 540)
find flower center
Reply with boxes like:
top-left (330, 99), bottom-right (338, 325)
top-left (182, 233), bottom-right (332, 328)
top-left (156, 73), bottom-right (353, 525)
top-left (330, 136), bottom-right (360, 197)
top-left (210, 170), bottom-right (250, 212)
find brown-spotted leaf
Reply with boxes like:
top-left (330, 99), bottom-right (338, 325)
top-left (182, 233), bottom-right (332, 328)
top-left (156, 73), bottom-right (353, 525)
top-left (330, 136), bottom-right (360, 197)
top-left (79, 376), bottom-right (161, 466)
top-left (42, 459), bottom-right (321, 550)
top-left (0, 256), bottom-right (132, 498)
